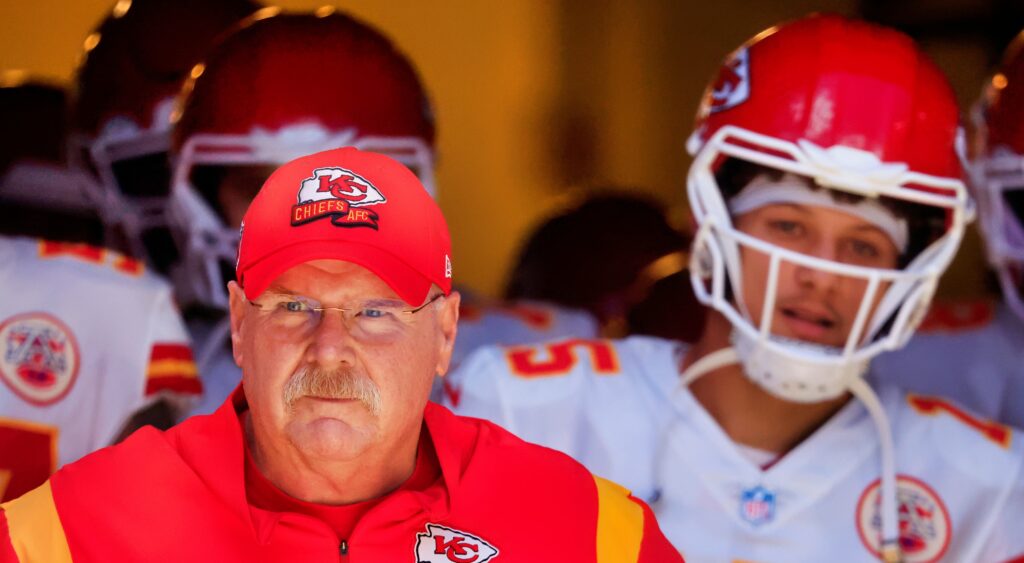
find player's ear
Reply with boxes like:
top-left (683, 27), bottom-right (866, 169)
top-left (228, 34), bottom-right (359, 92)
top-left (434, 290), bottom-right (460, 377)
top-left (227, 281), bottom-right (249, 366)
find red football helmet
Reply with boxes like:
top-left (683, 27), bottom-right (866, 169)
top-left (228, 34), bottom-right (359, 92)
top-left (70, 0), bottom-right (261, 269)
top-left (683, 15), bottom-right (971, 560)
top-left (686, 14), bottom-right (970, 399)
top-left (168, 10), bottom-right (436, 309)
top-left (972, 31), bottom-right (1024, 323)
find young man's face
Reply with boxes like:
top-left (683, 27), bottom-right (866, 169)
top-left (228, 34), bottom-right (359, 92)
top-left (733, 200), bottom-right (901, 348)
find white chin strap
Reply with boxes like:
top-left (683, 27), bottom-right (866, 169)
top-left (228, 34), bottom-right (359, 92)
top-left (678, 348), bottom-right (902, 562)
top-left (679, 346), bottom-right (740, 386)
top-left (848, 377), bottom-right (902, 563)
top-left (731, 328), bottom-right (869, 403)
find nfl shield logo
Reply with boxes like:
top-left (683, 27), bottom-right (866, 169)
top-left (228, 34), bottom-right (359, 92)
top-left (739, 485), bottom-right (776, 526)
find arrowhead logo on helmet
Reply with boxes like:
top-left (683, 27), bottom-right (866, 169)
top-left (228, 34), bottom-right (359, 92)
top-left (709, 47), bottom-right (750, 114)
top-left (291, 166), bottom-right (387, 229)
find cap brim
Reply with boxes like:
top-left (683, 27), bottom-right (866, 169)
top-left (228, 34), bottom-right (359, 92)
top-left (241, 241), bottom-right (434, 306)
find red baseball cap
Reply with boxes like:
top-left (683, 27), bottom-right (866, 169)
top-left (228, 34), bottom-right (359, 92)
top-left (236, 147), bottom-right (452, 305)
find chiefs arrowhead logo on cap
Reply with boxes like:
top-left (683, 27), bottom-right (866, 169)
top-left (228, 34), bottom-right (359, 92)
top-left (291, 166), bottom-right (387, 229)
top-left (414, 523), bottom-right (499, 563)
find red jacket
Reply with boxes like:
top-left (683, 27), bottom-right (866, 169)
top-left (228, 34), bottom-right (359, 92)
top-left (0, 392), bottom-right (681, 562)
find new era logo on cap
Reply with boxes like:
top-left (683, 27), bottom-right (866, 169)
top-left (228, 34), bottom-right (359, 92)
top-left (236, 147), bottom-right (452, 306)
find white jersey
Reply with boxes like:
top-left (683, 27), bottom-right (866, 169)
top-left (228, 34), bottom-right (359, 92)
top-left (871, 299), bottom-right (1024, 428)
top-left (446, 336), bottom-right (1024, 562)
top-left (453, 299), bottom-right (599, 369)
top-left (0, 236), bottom-right (200, 502)
top-left (432, 299), bottom-right (599, 403)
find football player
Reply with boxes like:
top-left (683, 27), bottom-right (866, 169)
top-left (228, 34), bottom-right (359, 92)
top-left (446, 14), bottom-right (1024, 562)
top-left (871, 31), bottom-right (1024, 428)
top-left (0, 238), bottom-right (200, 503)
top-left (167, 10), bottom-right (602, 414)
top-left (0, 75), bottom-right (199, 502)
top-left (70, 0), bottom-right (260, 273)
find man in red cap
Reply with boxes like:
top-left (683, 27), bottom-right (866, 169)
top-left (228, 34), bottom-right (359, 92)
top-left (0, 147), bottom-right (680, 563)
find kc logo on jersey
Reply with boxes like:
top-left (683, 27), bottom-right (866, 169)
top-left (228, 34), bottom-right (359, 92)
top-left (709, 47), bottom-right (750, 114)
top-left (0, 313), bottom-right (80, 405)
top-left (856, 476), bottom-right (951, 563)
top-left (414, 523), bottom-right (499, 563)
top-left (291, 167), bottom-right (387, 229)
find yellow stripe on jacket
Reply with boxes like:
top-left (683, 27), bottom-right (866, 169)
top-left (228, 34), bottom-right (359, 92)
top-left (1, 481), bottom-right (71, 563)
top-left (594, 476), bottom-right (644, 563)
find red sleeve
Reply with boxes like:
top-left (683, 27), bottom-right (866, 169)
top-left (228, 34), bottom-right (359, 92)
top-left (1002, 556), bottom-right (1024, 563)
top-left (632, 496), bottom-right (684, 562)
top-left (0, 509), bottom-right (17, 562)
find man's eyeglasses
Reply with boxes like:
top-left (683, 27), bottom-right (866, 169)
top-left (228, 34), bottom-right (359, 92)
top-left (247, 292), bottom-right (445, 342)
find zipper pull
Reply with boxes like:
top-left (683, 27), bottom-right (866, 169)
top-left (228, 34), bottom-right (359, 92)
top-left (339, 540), bottom-right (349, 556)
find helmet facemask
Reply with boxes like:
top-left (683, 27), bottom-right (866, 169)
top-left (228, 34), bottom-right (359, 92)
top-left (688, 126), bottom-right (969, 403)
top-left (71, 109), bottom-right (181, 273)
top-left (973, 146), bottom-right (1024, 322)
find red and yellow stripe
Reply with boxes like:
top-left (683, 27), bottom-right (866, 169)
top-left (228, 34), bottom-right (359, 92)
top-left (0, 481), bottom-right (72, 562)
top-left (145, 344), bottom-right (202, 396)
top-left (594, 476), bottom-right (644, 563)
top-left (37, 241), bottom-right (143, 277)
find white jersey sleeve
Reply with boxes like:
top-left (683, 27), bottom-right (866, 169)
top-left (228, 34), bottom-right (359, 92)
top-left (0, 237), bottom-right (200, 502)
top-left (871, 299), bottom-right (1024, 428)
top-left (445, 335), bottom-right (681, 498)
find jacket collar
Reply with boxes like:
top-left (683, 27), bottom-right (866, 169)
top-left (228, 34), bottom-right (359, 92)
top-left (170, 387), bottom-right (478, 541)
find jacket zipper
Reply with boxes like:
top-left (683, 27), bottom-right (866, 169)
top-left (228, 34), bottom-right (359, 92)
top-left (339, 539), bottom-right (349, 559)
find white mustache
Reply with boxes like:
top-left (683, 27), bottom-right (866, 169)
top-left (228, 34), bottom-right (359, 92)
top-left (283, 366), bottom-right (381, 416)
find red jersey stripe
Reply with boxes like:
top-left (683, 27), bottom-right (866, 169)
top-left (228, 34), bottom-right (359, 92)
top-left (149, 344), bottom-right (196, 363)
top-left (146, 376), bottom-right (203, 397)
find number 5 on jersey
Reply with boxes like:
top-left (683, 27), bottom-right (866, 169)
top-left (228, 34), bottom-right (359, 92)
top-left (505, 339), bottom-right (620, 378)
